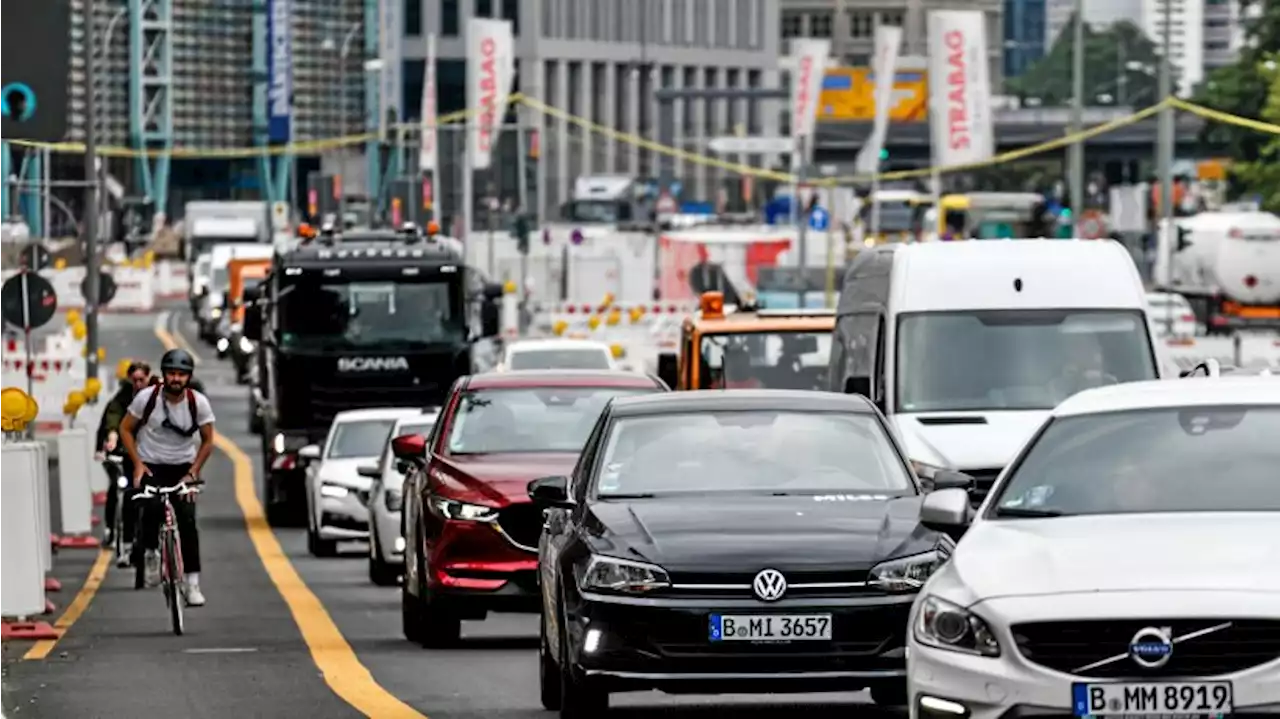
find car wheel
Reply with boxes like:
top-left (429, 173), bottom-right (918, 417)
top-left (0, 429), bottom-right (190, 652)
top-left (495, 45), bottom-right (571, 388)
top-left (401, 581), bottom-right (424, 643)
top-left (306, 506), bottom-right (337, 558)
top-left (368, 529), bottom-right (398, 586)
top-left (418, 563), bottom-right (462, 648)
top-left (539, 611), bottom-right (562, 711)
top-left (558, 606), bottom-right (607, 717)
top-left (870, 679), bottom-right (908, 707)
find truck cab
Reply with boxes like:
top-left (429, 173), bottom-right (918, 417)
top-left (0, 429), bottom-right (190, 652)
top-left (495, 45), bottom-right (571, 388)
top-left (656, 292), bottom-right (835, 391)
top-left (242, 222), bottom-right (505, 525)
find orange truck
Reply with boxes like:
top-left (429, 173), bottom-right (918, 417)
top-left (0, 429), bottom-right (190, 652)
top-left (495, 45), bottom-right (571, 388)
top-left (656, 292), bottom-right (835, 391)
top-left (220, 257), bottom-right (272, 381)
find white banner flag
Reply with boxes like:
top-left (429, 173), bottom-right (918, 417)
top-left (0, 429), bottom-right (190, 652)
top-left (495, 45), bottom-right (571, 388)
top-left (855, 25), bottom-right (902, 175)
top-left (789, 39), bottom-right (831, 168)
top-left (467, 18), bottom-right (516, 171)
top-left (377, 0), bottom-right (403, 141)
top-left (419, 33), bottom-right (438, 175)
top-left (927, 10), bottom-right (995, 168)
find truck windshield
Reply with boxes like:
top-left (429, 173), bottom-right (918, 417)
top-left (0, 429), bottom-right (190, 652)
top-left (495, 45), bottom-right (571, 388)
top-left (698, 331), bottom-right (832, 390)
top-left (278, 277), bottom-right (464, 350)
top-left (896, 309), bottom-right (1157, 413)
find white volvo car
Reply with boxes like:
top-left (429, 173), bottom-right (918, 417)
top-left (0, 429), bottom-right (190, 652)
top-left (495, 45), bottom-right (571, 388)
top-left (908, 376), bottom-right (1280, 719)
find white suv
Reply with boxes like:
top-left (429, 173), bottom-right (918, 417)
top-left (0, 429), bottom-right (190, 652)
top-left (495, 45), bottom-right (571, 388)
top-left (907, 376), bottom-right (1280, 719)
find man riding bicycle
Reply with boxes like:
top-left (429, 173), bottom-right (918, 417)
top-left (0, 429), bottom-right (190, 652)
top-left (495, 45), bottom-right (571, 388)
top-left (96, 361), bottom-right (152, 567)
top-left (119, 349), bottom-right (215, 607)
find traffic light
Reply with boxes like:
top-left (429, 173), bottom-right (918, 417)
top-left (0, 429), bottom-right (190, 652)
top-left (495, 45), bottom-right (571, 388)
top-left (513, 213), bottom-right (532, 255)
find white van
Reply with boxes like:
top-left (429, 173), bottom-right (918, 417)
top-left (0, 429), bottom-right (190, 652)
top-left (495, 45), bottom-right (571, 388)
top-left (829, 239), bottom-right (1172, 502)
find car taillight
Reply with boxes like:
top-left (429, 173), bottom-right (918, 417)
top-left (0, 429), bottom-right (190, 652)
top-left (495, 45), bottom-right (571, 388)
top-left (1181, 314), bottom-right (1195, 322)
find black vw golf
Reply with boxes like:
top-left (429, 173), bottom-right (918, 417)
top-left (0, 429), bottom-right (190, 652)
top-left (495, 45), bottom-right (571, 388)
top-left (530, 389), bottom-right (970, 717)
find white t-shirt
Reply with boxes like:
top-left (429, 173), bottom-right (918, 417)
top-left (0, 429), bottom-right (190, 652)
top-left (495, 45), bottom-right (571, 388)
top-left (126, 386), bottom-right (216, 465)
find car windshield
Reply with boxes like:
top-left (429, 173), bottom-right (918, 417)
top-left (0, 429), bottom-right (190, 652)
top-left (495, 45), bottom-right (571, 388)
top-left (278, 277), bottom-right (464, 350)
top-left (896, 309), bottom-right (1157, 412)
top-left (699, 331), bottom-right (832, 390)
top-left (509, 348), bottom-right (611, 370)
top-left (328, 419), bottom-right (399, 459)
top-left (992, 406), bottom-right (1280, 516)
top-left (447, 387), bottom-right (656, 454)
top-left (595, 411), bottom-right (914, 497)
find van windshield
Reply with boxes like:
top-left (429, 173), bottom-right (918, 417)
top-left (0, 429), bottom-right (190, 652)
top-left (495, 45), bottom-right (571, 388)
top-left (896, 309), bottom-right (1157, 413)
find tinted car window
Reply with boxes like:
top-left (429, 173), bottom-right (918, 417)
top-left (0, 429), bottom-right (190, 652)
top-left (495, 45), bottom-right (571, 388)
top-left (993, 406), bottom-right (1280, 516)
top-left (328, 419), bottom-right (398, 459)
top-left (595, 410), bottom-right (913, 497)
top-left (447, 387), bottom-right (656, 454)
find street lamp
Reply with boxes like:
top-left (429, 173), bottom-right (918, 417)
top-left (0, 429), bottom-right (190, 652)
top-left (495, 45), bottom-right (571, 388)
top-left (324, 21), bottom-right (362, 223)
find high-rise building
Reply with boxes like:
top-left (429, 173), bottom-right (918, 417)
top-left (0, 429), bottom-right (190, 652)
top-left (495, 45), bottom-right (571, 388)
top-left (1044, 0), bottom-right (1143, 48)
top-left (1005, 0), bottom-right (1048, 78)
top-left (1141, 0), bottom-right (1205, 96)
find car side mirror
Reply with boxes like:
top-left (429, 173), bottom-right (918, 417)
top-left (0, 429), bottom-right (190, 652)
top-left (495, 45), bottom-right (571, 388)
top-left (928, 469), bottom-right (974, 492)
top-left (395, 460), bottom-right (412, 476)
top-left (656, 353), bottom-right (678, 389)
top-left (243, 306), bottom-right (262, 341)
top-left (482, 281), bottom-right (505, 301)
top-left (298, 444), bottom-right (322, 461)
top-left (921, 488), bottom-right (971, 540)
top-left (391, 433), bottom-right (427, 467)
top-left (528, 475), bottom-right (573, 508)
top-left (357, 464), bottom-right (380, 479)
top-left (480, 301), bottom-right (500, 338)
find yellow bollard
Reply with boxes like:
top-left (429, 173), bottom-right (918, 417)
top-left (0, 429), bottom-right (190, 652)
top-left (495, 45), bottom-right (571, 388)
top-left (85, 377), bottom-right (103, 400)
top-left (587, 316), bottom-right (601, 331)
top-left (66, 308), bottom-right (82, 325)
top-left (629, 306), bottom-right (645, 323)
top-left (606, 308), bottom-right (622, 326)
top-left (552, 320), bottom-right (568, 336)
top-left (71, 320), bottom-right (87, 340)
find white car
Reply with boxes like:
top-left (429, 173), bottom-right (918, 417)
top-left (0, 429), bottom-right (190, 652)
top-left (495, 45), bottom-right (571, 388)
top-left (300, 407), bottom-right (424, 557)
top-left (907, 376), bottom-right (1280, 719)
top-left (1145, 290), bottom-right (1199, 339)
top-left (497, 338), bottom-right (616, 371)
top-left (362, 409), bottom-right (438, 586)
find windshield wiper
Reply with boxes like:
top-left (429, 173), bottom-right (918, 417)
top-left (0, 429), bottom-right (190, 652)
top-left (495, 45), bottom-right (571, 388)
top-left (994, 506), bottom-right (1068, 518)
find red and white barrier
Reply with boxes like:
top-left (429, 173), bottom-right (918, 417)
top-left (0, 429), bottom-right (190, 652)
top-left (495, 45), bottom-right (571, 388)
top-left (2, 334), bottom-right (108, 433)
top-left (1, 266), bottom-right (157, 313)
top-left (1, 442), bottom-right (56, 638)
top-left (153, 260), bottom-right (189, 299)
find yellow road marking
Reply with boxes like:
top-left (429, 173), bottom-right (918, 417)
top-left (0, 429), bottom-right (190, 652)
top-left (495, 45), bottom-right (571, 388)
top-left (24, 550), bottom-right (112, 660)
top-left (157, 316), bottom-right (425, 717)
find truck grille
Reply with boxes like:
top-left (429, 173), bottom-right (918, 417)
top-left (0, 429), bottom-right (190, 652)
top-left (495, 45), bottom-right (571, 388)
top-left (1012, 619), bottom-right (1280, 678)
top-left (495, 503), bottom-right (543, 552)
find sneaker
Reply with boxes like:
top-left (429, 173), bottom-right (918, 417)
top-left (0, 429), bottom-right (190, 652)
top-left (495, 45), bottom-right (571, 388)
top-left (116, 542), bottom-right (133, 568)
top-left (144, 550), bottom-right (161, 587)
top-left (184, 584), bottom-right (206, 607)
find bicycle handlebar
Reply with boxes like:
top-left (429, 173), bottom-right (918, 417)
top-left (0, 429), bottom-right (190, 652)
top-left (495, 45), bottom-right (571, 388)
top-left (131, 482), bottom-right (204, 500)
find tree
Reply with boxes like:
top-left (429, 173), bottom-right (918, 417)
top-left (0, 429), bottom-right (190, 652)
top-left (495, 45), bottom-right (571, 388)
top-left (1229, 53), bottom-right (1280, 212)
top-left (1195, 0), bottom-right (1280, 189)
top-left (1007, 20), bottom-right (1170, 107)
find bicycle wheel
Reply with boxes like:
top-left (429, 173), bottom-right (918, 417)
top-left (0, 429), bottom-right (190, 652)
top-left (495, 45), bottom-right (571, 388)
top-left (164, 531), bottom-right (184, 636)
top-left (113, 490), bottom-right (125, 558)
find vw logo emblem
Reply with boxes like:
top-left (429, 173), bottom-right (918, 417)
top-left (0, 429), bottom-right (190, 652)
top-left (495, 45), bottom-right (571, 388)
top-left (1129, 626), bottom-right (1174, 668)
top-left (752, 569), bottom-right (787, 602)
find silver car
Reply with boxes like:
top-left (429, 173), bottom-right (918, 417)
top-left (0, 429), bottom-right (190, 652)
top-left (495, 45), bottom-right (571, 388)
top-left (363, 409), bottom-right (439, 586)
top-left (907, 376), bottom-right (1280, 719)
top-left (301, 407), bottom-right (424, 557)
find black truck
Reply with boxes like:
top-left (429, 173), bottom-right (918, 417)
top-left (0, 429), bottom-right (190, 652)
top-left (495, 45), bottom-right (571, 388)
top-left (241, 225), bottom-right (504, 525)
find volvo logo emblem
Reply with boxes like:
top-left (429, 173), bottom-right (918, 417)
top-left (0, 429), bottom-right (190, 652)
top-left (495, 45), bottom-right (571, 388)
top-left (1129, 626), bottom-right (1174, 668)
top-left (752, 569), bottom-right (787, 602)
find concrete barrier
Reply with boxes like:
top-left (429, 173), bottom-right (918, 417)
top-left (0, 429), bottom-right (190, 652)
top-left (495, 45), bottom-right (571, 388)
top-left (1, 442), bottom-right (55, 637)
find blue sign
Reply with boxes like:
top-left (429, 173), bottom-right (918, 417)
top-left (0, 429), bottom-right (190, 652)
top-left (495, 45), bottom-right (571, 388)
top-left (809, 207), bottom-right (829, 231)
top-left (266, 0), bottom-right (292, 144)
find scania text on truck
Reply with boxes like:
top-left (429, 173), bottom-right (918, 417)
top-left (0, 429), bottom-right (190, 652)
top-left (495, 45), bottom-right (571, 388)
top-left (241, 224), bottom-right (505, 524)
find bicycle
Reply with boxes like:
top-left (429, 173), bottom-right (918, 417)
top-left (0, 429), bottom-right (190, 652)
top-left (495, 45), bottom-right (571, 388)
top-left (102, 455), bottom-right (131, 561)
top-left (130, 481), bottom-right (203, 635)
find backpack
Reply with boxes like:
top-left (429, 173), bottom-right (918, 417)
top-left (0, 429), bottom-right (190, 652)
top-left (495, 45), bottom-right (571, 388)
top-left (139, 381), bottom-right (201, 437)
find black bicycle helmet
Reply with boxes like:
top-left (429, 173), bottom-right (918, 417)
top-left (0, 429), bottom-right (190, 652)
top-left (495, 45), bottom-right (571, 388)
top-left (160, 348), bottom-right (196, 374)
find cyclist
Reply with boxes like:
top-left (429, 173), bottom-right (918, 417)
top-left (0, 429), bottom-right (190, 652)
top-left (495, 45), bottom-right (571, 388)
top-left (95, 361), bottom-right (152, 567)
top-left (118, 348), bottom-right (215, 607)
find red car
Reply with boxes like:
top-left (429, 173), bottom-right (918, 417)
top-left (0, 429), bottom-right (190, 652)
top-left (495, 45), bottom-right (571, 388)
top-left (398, 369), bottom-right (667, 646)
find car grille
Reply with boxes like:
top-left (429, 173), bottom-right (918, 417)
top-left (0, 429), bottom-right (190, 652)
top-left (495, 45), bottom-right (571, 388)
top-left (665, 569), bottom-right (877, 599)
top-left (963, 467), bottom-right (1002, 505)
top-left (1012, 619), bottom-right (1280, 678)
top-left (495, 503), bottom-right (542, 552)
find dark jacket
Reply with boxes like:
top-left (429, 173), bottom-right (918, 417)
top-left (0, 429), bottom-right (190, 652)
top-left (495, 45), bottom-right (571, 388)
top-left (96, 380), bottom-right (135, 450)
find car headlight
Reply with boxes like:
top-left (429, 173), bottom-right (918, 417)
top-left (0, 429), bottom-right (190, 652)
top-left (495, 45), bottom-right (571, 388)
top-left (272, 433), bottom-right (285, 455)
top-left (320, 483), bottom-right (350, 498)
top-left (216, 337), bottom-right (230, 353)
top-left (238, 336), bottom-right (255, 354)
top-left (384, 487), bottom-right (403, 512)
top-left (429, 497), bottom-right (498, 522)
top-left (914, 594), bottom-right (1001, 657)
top-left (869, 550), bottom-right (942, 592)
top-left (578, 555), bottom-right (671, 595)
top-left (211, 307), bottom-right (223, 319)
top-left (911, 460), bottom-right (947, 480)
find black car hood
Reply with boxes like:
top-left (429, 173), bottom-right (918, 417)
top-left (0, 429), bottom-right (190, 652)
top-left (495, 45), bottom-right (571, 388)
top-left (583, 493), bottom-right (938, 574)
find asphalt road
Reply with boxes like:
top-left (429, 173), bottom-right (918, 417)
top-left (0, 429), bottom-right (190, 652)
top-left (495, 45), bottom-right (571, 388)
top-left (3, 307), bottom-right (887, 718)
